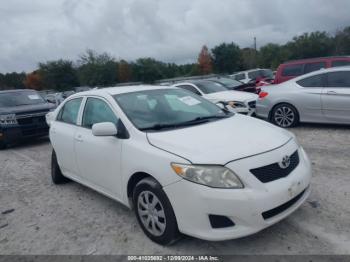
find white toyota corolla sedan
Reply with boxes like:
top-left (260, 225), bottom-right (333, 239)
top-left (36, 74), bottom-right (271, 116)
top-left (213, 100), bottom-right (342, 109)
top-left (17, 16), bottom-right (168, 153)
top-left (48, 85), bottom-right (312, 245)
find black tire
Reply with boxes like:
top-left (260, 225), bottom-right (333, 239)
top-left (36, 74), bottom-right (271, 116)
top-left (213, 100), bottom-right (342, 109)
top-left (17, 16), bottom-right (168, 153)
top-left (133, 177), bottom-right (180, 245)
top-left (51, 150), bottom-right (70, 184)
top-left (0, 142), bottom-right (6, 150)
top-left (271, 103), bottom-right (299, 128)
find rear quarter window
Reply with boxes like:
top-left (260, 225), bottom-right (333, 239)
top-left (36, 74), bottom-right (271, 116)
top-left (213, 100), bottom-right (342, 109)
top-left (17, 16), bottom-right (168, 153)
top-left (297, 74), bottom-right (324, 87)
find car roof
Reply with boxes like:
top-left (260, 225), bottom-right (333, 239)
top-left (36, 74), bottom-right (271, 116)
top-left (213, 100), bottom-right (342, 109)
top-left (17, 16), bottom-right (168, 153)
top-left (0, 89), bottom-right (37, 94)
top-left (291, 66), bottom-right (350, 82)
top-left (283, 56), bottom-right (350, 65)
top-left (175, 79), bottom-right (219, 85)
top-left (232, 68), bottom-right (271, 75)
top-left (70, 85), bottom-right (175, 98)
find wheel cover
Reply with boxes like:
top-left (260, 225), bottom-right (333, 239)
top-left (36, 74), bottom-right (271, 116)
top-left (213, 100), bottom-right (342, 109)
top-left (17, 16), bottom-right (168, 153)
top-left (274, 106), bottom-right (295, 127)
top-left (137, 191), bottom-right (166, 236)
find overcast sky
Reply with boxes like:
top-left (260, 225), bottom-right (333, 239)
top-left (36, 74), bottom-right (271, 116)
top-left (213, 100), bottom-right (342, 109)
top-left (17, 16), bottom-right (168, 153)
top-left (1, 0), bottom-right (350, 73)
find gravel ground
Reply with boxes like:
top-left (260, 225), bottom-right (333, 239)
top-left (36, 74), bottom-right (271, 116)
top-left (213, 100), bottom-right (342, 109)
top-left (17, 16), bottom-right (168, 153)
top-left (0, 124), bottom-right (350, 255)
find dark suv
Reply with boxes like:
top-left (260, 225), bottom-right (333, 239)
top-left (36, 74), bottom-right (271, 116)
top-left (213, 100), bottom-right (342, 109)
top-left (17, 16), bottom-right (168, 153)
top-left (0, 89), bottom-right (56, 149)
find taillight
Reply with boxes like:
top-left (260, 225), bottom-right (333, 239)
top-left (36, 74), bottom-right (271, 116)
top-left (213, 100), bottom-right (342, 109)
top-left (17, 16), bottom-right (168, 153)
top-left (259, 91), bottom-right (269, 99)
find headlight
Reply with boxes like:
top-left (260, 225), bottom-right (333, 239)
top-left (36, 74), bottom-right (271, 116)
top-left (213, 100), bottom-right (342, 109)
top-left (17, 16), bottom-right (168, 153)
top-left (228, 101), bottom-right (246, 108)
top-left (171, 163), bottom-right (244, 189)
top-left (0, 114), bottom-right (17, 125)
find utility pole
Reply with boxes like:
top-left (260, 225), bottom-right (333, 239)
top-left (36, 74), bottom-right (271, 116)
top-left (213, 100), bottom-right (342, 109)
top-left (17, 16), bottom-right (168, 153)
top-left (254, 37), bottom-right (257, 67)
top-left (254, 37), bottom-right (257, 52)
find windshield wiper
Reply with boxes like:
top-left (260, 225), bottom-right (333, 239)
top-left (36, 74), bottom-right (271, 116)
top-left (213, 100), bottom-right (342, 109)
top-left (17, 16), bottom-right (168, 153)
top-left (140, 115), bottom-right (230, 131)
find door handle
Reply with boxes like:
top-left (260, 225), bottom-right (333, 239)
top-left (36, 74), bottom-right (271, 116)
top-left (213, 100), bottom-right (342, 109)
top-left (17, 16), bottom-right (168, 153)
top-left (327, 91), bottom-right (337, 95)
top-left (75, 134), bottom-right (83, 142)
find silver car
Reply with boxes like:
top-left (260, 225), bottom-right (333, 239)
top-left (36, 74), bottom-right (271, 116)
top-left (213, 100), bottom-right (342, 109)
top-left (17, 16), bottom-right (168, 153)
top-left (256, 67), bottom-right (350, 127)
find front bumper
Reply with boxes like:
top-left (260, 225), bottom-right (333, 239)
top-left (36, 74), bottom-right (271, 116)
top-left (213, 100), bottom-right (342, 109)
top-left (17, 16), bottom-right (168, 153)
top-left (164, 140), bottom-right (312, 241)
top-left (0, 122), bottom-right (49, 146)
top-left (256, 99), bottom-right (272, 119)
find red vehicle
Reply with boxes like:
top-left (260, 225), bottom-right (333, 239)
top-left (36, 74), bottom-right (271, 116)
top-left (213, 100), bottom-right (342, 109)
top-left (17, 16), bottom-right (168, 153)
top-left (274, 56), bottom-right (350, 84)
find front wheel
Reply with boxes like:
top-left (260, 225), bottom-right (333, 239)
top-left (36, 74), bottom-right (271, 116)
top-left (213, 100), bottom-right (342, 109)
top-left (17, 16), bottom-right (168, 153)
top-left (133, 177), bottom-right (180, 245)
top-left (271, 103), bottom-right (299, 128)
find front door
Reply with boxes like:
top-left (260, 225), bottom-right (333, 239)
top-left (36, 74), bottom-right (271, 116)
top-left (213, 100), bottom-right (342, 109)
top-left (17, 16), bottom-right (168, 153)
top-left (74, 97), bottom-right (123, 198)
top-left (322, 71), bottom-right (350, 124)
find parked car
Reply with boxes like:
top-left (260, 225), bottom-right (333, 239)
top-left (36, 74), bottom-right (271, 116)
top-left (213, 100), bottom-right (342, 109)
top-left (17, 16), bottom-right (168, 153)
top-left (49, 85), bottom-right (311, 244)
top-left (172, 80), bottom-right (258, 115)
top-left (0, 89), bottom-right (56, 149)
top-left (256, 67), bottom-right (350, 127)
top-left (207, 76), bottom-right (258, 93)
top-left (230, 68), bottom-right (274, 84)
top-left (274, 56), bottom-right (350, 84)
top-left (45, 93), bottom-right (65, 106)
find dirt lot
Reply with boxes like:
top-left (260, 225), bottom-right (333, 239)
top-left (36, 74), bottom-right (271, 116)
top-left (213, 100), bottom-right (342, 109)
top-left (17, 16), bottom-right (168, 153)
top-left (0, 124), bottom-right (350, 255)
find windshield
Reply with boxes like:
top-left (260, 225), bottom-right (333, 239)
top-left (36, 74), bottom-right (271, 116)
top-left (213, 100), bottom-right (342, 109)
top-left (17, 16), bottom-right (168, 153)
top-left (0, 90), bottom-right (46, 107)
top-left (195, 81), bottom-right (228, 94)
top-left (248, 69), bottom-right (273, 80)
top-left (114, 89), bottom-right (231, 131)
top-left (212, 78), bottom-right (242, 88)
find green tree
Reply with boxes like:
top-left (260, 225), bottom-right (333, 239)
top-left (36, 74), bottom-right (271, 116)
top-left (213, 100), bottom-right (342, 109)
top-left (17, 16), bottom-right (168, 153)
top-left (212, 42), bottom-right (242, 73)
top-left (285, 31), bottom-right (334, 60)
top-left (334, 26), bottom-right (350, 55)
top-left (132, 58), bottom-right (166, 83)
top-left (0, 72), bottom-right (26, 90)
top-left (77, 50), bottom-right (118, 87)
top-left (258, 43), bottom-right (287, 69)
top-left (39, 60), bottom-right (78, 91)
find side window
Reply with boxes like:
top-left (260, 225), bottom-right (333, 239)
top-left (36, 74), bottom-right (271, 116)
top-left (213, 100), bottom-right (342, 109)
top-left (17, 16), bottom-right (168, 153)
top-left (82, 98), bottom-right (118, 128)
top-left (304, 62), bottom-right (326, 74)
top-left (234, 74), bottom-right (245, 81)
top-left (297, 74), bottom-right (324, 87)
top-left (332, 60), bottom-right (350, 67)
top-left (248, 70), bottom-right (259, 80)
top-left (177, 85), bottom-right (201, 96)
top-left (282, 64), bottom-right (303, 76)
top-left (326, 71), bottom-right (350, 88)
top-left (57, 98), bottom-right (83, 125)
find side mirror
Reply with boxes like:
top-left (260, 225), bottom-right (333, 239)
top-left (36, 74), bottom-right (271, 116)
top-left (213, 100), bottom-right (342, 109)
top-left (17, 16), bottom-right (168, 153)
top-left (92, 122), bottom-right (118, 137)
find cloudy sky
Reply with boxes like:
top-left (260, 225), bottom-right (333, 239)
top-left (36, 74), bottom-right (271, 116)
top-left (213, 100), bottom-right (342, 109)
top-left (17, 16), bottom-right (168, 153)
top-left (1, 0), bottom-right (350, 73)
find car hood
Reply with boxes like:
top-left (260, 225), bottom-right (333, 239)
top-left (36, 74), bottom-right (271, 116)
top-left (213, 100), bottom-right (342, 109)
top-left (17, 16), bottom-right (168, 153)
top-left (205, 90), bottom-right (258, 103)
top-left (0, 103), bottom-right (56, 115)
top-left (147, 114), bottom-right (292, 165)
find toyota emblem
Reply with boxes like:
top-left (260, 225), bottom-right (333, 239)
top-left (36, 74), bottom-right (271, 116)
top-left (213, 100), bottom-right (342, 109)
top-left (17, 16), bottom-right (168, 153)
top-left (279, 155), bottom-right (291, 169)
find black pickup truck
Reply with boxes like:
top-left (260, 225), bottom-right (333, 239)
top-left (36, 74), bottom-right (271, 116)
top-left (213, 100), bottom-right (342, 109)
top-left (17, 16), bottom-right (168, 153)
top-left (0, 89), bottom-right (56, 149)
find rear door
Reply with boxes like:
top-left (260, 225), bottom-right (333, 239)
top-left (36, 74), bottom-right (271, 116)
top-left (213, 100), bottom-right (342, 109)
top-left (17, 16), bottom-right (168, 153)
top-left (295, 74), bottom-right (325, 121)
top-left (322, 71), bottom-right (350, 123)
top-left (50, 97), bottom-right (83, 177)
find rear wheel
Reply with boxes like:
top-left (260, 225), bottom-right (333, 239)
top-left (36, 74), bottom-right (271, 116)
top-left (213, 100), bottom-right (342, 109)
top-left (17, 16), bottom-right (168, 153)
top-left (133, 177), bottom-right (180, 245)
top-left (51, 150), bottom-right (70, 184)
top-left (271, 103), bottom-right (299, 128)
